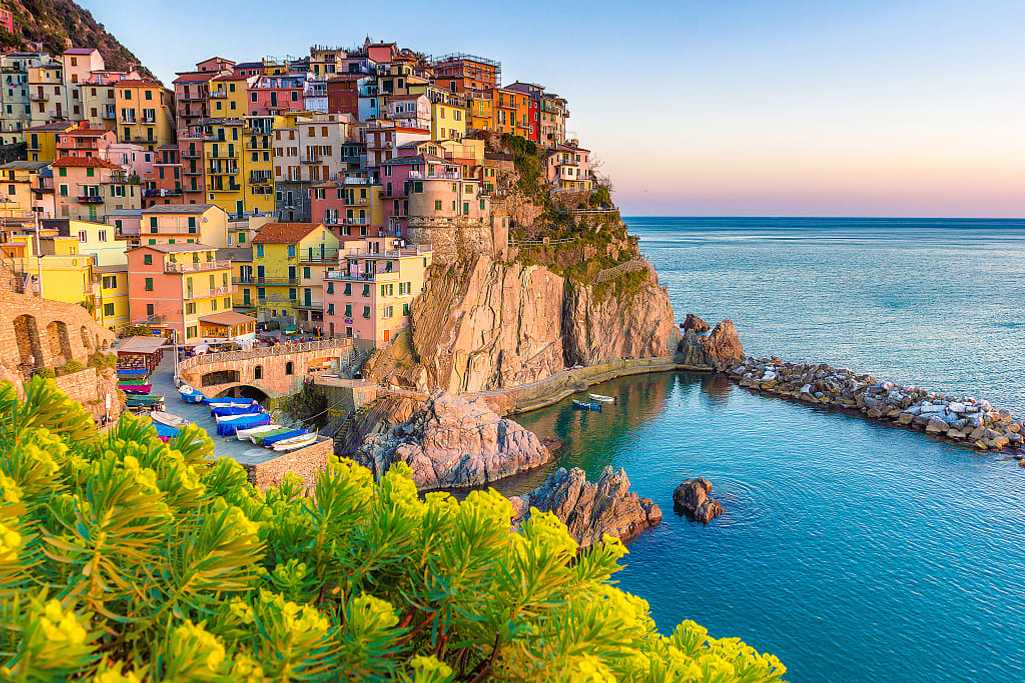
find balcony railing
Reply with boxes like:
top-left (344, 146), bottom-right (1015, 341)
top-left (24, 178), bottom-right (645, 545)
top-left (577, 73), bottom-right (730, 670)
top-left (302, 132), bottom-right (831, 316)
top-left (165, 259), bottom-right (230, 273)
top-left (345, 244), bottom-right (427, 258)
top-left (77, 195), bottom-right (104, 204)
top-left (299, 251), bottom-right (340, 264)
top-left (233, 276), bottom-right (299, 286)
top-left (324, 269), bottom-right (399, 283)
top-left (301, 155), bottom-right (322, 164)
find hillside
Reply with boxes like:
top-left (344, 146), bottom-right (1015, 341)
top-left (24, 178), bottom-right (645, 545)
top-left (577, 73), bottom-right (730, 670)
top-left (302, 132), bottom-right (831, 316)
top-left (0, 0), bottom-right (154, 79)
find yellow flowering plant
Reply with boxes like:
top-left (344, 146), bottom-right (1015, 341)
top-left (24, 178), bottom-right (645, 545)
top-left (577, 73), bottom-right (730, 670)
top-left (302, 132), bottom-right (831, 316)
top-left (0, 377), bottom-right (786, 681)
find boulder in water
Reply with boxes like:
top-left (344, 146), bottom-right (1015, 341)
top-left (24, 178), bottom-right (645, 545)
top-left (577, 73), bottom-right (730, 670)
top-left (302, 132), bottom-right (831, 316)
top-left (682, 313), bottom-right (711, 334)
top-left (701, 320), bottom-right (745, 371)
top-left (673, 478), bottom-right (725, 523)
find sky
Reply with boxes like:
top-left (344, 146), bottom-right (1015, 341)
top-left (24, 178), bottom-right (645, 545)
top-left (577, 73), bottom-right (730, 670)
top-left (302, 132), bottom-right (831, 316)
top-left (81, 0), bottom-right (1025, 217)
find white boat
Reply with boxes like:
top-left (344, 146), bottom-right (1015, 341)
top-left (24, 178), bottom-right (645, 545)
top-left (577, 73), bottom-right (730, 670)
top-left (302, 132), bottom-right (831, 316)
top-left (589, 393), bottom-right (615, 403)
top-left (271, 433), bottom-right (318, 451)
top-left (214, 411), bottom-right (264, 423)
top-left (236, 424), bottom-right (281, 441)
top-left (150, 410), bottom-right (190, 428)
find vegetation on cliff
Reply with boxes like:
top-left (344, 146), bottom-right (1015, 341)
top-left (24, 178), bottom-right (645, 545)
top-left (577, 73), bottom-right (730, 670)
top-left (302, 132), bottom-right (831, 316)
top-left (0, 0), bottom-right (153, 78)
top-left (0, 378), bottom-right (785, 681)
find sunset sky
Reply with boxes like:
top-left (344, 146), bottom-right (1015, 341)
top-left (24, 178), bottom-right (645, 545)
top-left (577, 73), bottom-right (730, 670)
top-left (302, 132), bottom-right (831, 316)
top-left (82, 0), bottom-right (1024, 217)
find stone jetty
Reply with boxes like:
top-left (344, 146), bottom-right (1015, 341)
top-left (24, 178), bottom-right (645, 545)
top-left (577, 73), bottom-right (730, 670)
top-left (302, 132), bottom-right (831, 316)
top-left (728, 357), bottom-right (1023, 453)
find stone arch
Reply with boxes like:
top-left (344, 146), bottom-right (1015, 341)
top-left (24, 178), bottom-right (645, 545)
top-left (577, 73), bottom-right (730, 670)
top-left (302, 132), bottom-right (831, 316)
top-left (214, 384), bottom-right (269, 401)
top-left (46, 320), bottom-right (72, 366)
top-left (81, 326), bottom-right (93, 353)
top-left (13, 314), bottom-right (42, 370)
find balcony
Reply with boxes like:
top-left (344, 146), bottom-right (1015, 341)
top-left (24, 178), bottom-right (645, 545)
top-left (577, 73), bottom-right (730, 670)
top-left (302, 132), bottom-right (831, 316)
top-left (143, 188), bottom-right (182, 198)
top-left (300, 155), bottom-right (322, 165)
top-left (165, 259), bottom-right (230, 273)
top-left (346, 245), bottom-right (427, 258)
top-left (181, 148), bottom-right (202, 159)
top-left (233, 276), bottom-right (298, 286)
top-left (209, 90), bottom-right (229, 99)
top-left (299, 251), bottom-right (340, 264)
top-left (325, 269), bottom-right (399, 283)
top-left (101, 108), bottom-right (116, 120)
top-left (77, 194), bottom-right (104, 204)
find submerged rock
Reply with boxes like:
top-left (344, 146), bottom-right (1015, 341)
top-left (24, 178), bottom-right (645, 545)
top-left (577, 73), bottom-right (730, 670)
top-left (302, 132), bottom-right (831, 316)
top-left (509, 466), bottom-right (662, 547)
top-left (354, 392), bottom-right (552, 491)
top-left (675, 330), bottom-right (710, 367)
top-left (673, 478), bottom-right (725, 523)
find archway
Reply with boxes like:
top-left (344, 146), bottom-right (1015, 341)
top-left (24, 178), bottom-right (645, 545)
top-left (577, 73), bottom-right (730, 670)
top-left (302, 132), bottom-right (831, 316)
top-left (201, 369), bottom-right (240, 387)
top-left (214, 384), bottom-right (269, 402)
top-left (46, 321), bottom-right (72, 365)
top-left (13, 315), bottom-right (42, 370)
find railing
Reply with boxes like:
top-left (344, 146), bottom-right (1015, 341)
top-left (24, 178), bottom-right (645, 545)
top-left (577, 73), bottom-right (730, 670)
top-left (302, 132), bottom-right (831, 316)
top-left (165, 259), bottom-right (230, 273)
top-left (346, 245), bottom-right (427, 258)
top-left (233, 276), bottom-right (298, 285)
top-left (324, 269), bottom-right (399, 283)
top-left (77, 195), bottom-right (103, 204)
top-left (299, 252), bottom-right (340, 264)
top-left (178, 338), bottom-right (352, 370)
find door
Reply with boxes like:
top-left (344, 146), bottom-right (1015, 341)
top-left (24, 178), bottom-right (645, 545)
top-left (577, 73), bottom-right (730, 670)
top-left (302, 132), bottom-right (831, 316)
top-left (304, 288), bottom-right (312, 307)
top-left (257, 265), bottom-right (265, 282)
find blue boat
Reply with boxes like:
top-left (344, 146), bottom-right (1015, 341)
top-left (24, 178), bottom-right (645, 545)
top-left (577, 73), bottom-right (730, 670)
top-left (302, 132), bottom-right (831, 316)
top-left (211, 404), bottom-right (260, 417)
top-left (572, 399), bottom-right (602, 412)
top-left (207, 396), bottom-right (258, 407)
top-left (216, 413), bottom-right (271, 437)
top-left (261, 428), bottom-right (307, 446)
top-left (152, 421), bottom-right (181, 439)
top-left (178, 384), bottom-right (206, 404)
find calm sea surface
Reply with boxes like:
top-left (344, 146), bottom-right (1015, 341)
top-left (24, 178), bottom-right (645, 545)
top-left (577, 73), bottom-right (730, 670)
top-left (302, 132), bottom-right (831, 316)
top-left (511, 217), bottom-right (1025, 683)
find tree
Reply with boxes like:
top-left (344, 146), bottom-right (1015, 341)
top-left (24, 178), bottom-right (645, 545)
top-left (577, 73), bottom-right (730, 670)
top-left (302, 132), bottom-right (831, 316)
top-left (0, 377), bottom-right (786, 681)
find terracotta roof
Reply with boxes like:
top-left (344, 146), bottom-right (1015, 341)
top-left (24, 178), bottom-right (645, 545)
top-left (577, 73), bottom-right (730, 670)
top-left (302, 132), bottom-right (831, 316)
top-left (173, 71), bottom-right (218, 84)
top-left (64, 128), bottom-right (110, 137)
top-left (27, 121), bottom-right (78, 132)
top-left (64, 48), bottom-right (98, 55)
top-left (52, 157), bottom-right (121, 169)
top-left (0, 161), bottom-right (49, 171)
top-left (252, 222), bottom-right (323, 244)
top-left (217, 247), bottom-right (252, 261)
top-left (94, 263), bottom-right (128, 273)
top-left (115, 79), bottom-right (161, 87)
top-left (199, 311), bottom-right (256, 326)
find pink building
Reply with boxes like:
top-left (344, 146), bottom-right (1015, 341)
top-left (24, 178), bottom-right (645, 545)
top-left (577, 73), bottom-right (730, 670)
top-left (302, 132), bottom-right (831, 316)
top-left (545, 142), bottom-right (592, 191)
top-left (386, 95), bottom-right (431, 130)
top-left (379, 154), bottom-right (489, 233)
top-left (52, 156), bottom-right (140, 221)
top-left (106, 143), bottom-right (153, 179)
top-left (249, 74), bottom-right (306, 116)
top-left (143, 145), bottom-right (183, 208)
top-left (55, 124), bottom-right (116, 159)
top-left (322, 237), bottom-right (432, 346)
top-left (61, 48), bottom-right (105, 85)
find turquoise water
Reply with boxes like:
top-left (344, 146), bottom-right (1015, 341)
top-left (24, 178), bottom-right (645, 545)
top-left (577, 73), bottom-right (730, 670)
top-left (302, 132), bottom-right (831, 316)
top-left (512, 218), bottom-right (1025, 682)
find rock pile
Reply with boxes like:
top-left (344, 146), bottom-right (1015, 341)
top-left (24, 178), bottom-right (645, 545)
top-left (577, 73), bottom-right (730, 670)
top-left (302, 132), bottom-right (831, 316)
top-left (354, 392), bottom-right (552, 491)
top-left (674, 316), bottom-right (746, 371)
top-left (672, 478), bottom-right (724, 523)
top-left (729, 357), bottom-right (1023, 452)
top-left (509, 466), bottom-right (662, 547)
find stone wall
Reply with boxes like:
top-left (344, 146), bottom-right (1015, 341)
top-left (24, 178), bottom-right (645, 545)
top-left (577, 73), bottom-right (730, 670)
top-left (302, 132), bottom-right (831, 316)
top-left (53, 367), bottom-right (123, 422)
top-left (242, 438), bottom-right (333, 491)
top-left (406, 217), bottom-right (508, 260)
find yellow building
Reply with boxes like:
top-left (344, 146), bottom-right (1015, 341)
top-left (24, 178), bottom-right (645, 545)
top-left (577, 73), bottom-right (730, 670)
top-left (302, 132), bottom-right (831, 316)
top-left (66, 218), bottom-right (127, 266)
top-left (93, 263), bottom-right (130, 331)
top-left (467, 94), bottom-right (493, 132)
top-left (26, 121), bottom-right (78, 163)
top-left (218, 247), bottom-right (255, 314)
top-left (113, 79), bottom-right (175, 151)
top-left (251, 222), bottom-right (339, 330)
top-left (208, 74), bottom-right (250, 120)
top-left (139, 204), bottom-right (230, 248)
top-left (430, 100), bottom-right (465, 142)
top-left (203, 118), bottom-right (245, 216)
top-left (0, 161), bottom-right (54, 218)
top-left (243, 116), bottom-right (275, 214)
top-left (0, 234), bottom-right (93, 308)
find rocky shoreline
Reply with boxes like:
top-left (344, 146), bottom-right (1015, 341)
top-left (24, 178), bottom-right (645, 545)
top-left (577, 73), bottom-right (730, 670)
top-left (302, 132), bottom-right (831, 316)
top-left (728, 357), bottom-right (1025, 458)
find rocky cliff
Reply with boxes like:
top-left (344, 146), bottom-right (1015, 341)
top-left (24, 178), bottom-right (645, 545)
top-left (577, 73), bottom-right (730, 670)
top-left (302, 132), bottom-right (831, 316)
top-left (353, 392), bottom-right (552, 491)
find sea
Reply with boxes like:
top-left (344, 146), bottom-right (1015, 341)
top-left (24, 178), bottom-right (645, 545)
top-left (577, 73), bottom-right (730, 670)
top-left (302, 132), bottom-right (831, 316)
top-left (510, 217), bottom-right (1025, 683)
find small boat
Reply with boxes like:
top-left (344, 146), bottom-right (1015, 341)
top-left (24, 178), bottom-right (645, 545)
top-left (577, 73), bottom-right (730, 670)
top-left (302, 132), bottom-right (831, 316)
top-left (589, 393), bottom-right (615, 403)
top-left (260, 428), bottom-right (307, 446)
top-left (272, 433), bottom-right (318, 451)
top-left (211, 404), bottom-right (260, 417)
top-left (178, 384), bottom-right (206, 404)
top-left (119, 378), bottom-right (149, 386)
top-left (236, 423), bottom-right (281, 441)
top-left (126, 394), bottom-right (164, 406)
top-left (215, 411), bottom-right (264, 423)
top-left (572, 400), bottom-right (602, 412)
top-left (120, 383), bottom-right (153, 394)
top-left (206, 396), bottom-right (257, 406)
top-left (117, 367), bottom-right (149, 377)
top-left (151, 411), bottom-right (189, 428)
top-left (152, 421), bottom-right (180, 440)
top-left (251, 427), bottom-right (293, 445)
top-left (217, 413), bottom-right (271, 437)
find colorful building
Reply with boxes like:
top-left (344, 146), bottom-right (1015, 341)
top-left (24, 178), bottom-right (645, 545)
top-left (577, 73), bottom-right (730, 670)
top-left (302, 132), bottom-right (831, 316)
top-left (545, 143), bottom-right (592, 192)
top-left (93, 263), bottom-right (130, 331)
top-left (113, 80), bottom-right (175, 151)
top-left (428, 91), bottom-right (465, 142)
top-left (137, 204), bottom-right (229, 248)
top-left (310, 176), bottom-right (385, 235)
top-left (322, 238), bottom-right (432, 345)
top-left (272, 112), bottom-right (354, 221)
top-left (250, 222), bottom-right (339, 330)
top-left (52, 156), bottom-right (141, 222)
top-left (432, 54), bottom-right (500, 95)
top-left (126, 242), bottom-right (234, 340)
top-left (0, 234), bottom-right (93, 308)
top-left (0, 160), bottom-right (54, 218)
top-left (26, 120), bottom-right (79, 162)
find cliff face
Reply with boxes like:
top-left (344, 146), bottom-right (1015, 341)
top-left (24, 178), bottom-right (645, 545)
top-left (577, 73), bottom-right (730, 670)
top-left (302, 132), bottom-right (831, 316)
top-left (1, 0), bottom-right (153, 78)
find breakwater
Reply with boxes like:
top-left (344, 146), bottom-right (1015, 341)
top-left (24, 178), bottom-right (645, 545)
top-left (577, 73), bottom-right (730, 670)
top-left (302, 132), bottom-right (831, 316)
top-left (728, 357), bottom-right (1024, 457)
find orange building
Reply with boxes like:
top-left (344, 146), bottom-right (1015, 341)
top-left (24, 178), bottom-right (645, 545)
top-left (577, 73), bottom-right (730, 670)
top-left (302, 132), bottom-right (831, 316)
top-left (433, 54), bottom-right (500, 95)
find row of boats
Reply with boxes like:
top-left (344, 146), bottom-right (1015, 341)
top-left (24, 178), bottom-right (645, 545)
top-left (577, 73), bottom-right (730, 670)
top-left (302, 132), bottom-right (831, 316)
top-left (178, 385), bottom-right (319, 452)
top-left (118, 367), bottom-right (168, 412)
top-left (572, 393), bottom-right (616, 412)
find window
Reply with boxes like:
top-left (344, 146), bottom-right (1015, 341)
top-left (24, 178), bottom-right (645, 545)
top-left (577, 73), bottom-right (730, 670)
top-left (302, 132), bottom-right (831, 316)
top-left (185, 302), bottom-right (196, 315)
top-left (146, 304), bottom-right (154, 316)
top-left (361, 284), bottom-right (370, 297)
top-left (380, 284), bottom-right (394, 297)
top-left (188, 217), bottom-right (196, 233)
top-left (186, 326), bottom-right (197, 339)
top-left (344, 303), bottom-right (352, 317)
top-left (255, 245), bottom-right (264, 257)
top-left (362, 305), bottom-right (371, 319)
top-left (254, 365), bottom-right (263, 380)
top-left (402, 303), bottom-right (410, 316)
top-left (287, 244), bottom-right (296, 258)
top-left (434, 200), bottom-right (442, 211)
top-left (285, 361), bottom-right (294, 375)
top-left (383, 305), bottom-right (393, 318)
top-left (102, 275), bottom-right (117, 289)
top-left (303, 267), bottom-right (311, 278)
top-left (59, 184), bottom-right (68, 196)
top-left (288, 288), bottom-right (296, 300)
top-left (144, 277), bottom-right (154, 291)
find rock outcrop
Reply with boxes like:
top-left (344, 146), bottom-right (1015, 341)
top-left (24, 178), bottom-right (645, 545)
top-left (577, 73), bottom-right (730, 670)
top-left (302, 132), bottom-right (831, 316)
top-left (701, 320), bottom-right (745, 370)
top-left (509, 466), bottom-right (662, 547)
top-left (353, 392), bottom-right (552, 491)
top-left (673, 478), bottom-right (724, 523)
top-left (682, 313), bottom-right (710, 334)
top-left (730, 357), bottom-right (1025, 453)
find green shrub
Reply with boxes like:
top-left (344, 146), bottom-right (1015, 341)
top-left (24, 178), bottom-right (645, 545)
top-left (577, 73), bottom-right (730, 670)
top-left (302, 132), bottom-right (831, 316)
top-left (56, 360), bottom-right (86, 377)
top-left (0, 378), bottom-right (786, 682)
top-left (87, 352), bottom-right (117, 370)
